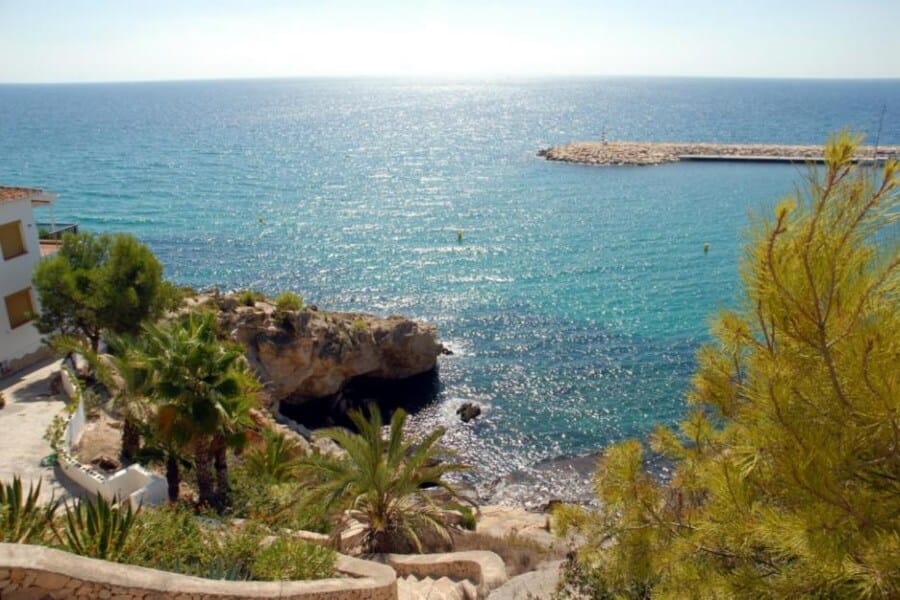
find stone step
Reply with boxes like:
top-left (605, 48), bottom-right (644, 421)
top-left (397, 574), bottom-right (477, 600)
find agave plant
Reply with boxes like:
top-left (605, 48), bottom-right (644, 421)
top-left (56, 493), bottom-right (139, 560)
top-left (299, 406), bottom-right (469, 554)
top-left (0, 477), bottom-right (57, 544)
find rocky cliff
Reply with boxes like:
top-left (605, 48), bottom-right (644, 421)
top-left (212, 296), bottom-right (445, 404)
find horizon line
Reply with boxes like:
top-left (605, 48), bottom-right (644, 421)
top-left (2, 73), bottom-right (900, 86)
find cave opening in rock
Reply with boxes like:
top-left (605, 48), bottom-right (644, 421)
top-left (278, 367), bottom-right (442, 431)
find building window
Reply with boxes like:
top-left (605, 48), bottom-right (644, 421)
top-left (0, 220), bottom-right (27, 260)
top-left (5, 288), bottom-right (35, 329)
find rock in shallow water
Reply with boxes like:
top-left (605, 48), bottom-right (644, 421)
top-left (456, 402), bottom-right (482, 423)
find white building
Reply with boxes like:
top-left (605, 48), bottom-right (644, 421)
top-left (0, 186), bottom-right (61, 375)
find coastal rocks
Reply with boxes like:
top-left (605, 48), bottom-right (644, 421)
top-left (539, 141), bottom-right (900, 167)
top-left (214, 296), bottom-right (445, 404)
top-left (456, 402), bottom-right (482, 423)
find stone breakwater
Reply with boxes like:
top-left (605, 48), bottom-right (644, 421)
top-left (538, 141), bottom-right (900, 166)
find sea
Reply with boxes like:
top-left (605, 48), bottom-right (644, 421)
top-left (2, 77), bottom-right (898, 505)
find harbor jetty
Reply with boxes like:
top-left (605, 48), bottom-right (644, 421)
top-left (538, 141), bottom-right (900, 167)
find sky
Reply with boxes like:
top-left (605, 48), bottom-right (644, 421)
top-left (1, 0), bottom-right (899, 83)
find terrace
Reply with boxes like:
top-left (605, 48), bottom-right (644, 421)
top-left (36, 221), bottom-right (79, 256)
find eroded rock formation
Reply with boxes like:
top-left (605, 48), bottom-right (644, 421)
top-left (211, 296), bottom-right (445, 404)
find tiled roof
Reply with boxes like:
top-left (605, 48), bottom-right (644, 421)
top-left (0, 186), bottom-right (44, 203)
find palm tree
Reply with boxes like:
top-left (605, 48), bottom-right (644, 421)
top-left (50, 333), bottom-right (152, 464)
top-left (244, 428), bottom-right (306, 485)
top-left (140, 313), bottom-right (257, 508)
top-left (104, 333), bottom-right (155, 463)
top-left (211, 365), bottom-right (258, 507)
top-left (299, 406), bottom-right (469, 554)
top-left (140, 402), bottom-right (194, 503)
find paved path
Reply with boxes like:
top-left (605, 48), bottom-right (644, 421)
top-left (0, 359), bottom-right (74, 504)
top-left (487, 561), bottom-right (562, 600)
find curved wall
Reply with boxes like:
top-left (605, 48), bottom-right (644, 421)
top-left (0, 543), bottom-right (397, 599)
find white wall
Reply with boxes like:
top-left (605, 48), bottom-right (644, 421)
top-left (0, 197), bottom-right (43, 368)
top-left (58, 369), bottom-right (168, 507)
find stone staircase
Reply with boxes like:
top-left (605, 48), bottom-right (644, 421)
top-left (397, 574), bottom-right (479, 600)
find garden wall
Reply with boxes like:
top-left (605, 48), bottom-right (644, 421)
top-left (56, 368), bottom-right (168, 507)
top-left (0, 543), bottom-right (397, 599)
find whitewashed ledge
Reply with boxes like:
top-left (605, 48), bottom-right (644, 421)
top-left (53, 368), bottom-right (168, 506)
top-left (538, 141), bottom-right (900, 166)
top-left (0, 543), bottom-right (397, 600)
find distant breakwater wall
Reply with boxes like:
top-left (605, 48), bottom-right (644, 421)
top-left (538, 141), bottom-right (900, 167)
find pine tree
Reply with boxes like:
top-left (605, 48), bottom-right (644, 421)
top-left (557, 133), bottom-right (900, 599)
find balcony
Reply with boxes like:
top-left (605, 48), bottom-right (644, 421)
top-left (36, 222), bottom-right (78, 256)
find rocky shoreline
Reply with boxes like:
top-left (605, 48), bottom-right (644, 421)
top-left (538, 141), bottom-right (900, 166)
top-left (199, 292), bottom-right (608, 508)
top-left (193, 293), bottom-right (446, 406)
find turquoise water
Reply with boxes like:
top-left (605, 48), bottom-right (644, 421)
top-left (2, 78), bottom-right (898, 502)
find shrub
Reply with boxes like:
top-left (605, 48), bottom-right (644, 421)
top-left (236, 289), bottom-right (265, 307)
top-left (124, 504), bottom-right (208, 574)
top-left (118, 502), bottom-right (337, 581)
top-left (350, 318), bottom-right (368, 333)
top-left (558, 134), bottom-right (900, 597)
top-left (274, 291), bottom-right (303, 312)
top-left (211, 520), bottom-right (267, 580)
top-left (251, 537), bottom-right (336, 581)
top-left (229, 460), bottom-right (332, 533)
top-left (125, 506), bottom-right (261, 580)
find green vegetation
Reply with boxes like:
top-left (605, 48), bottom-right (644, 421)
top-left (299, 406), bottom-right (469, 553)
top-left (350, 317), bottom-right (369, 334)
top-left (251, 537), bottom-right (337, 581)
top-left (56, 493), bottom-right (138, 561)
top-left (20, 227), bottom-right (483, 581)
top-left (122, 504), bottom-right (335, 581)
top-left (236, 289), bottom-right (266, 307)
top-left (33, 231), bottom-right (165, 351)
top-left (104, 333), bottom-right (155, 463)
top-left (242, 428), bottom-right (305, 485)
top-left (229, 455), bottom-right (333, 534)
top-left (123, 503), bottom-right (208, 574)
top-left (556, 134), bottom-right (900, 598)
top-left (0, 477), bottom-right (57, 544)
top-left (274, 291), bottom-right (303, 312)
top-left (0, 481), bottom-right (337, 581)
top-left (140, 313), bottom-right (258, 509)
